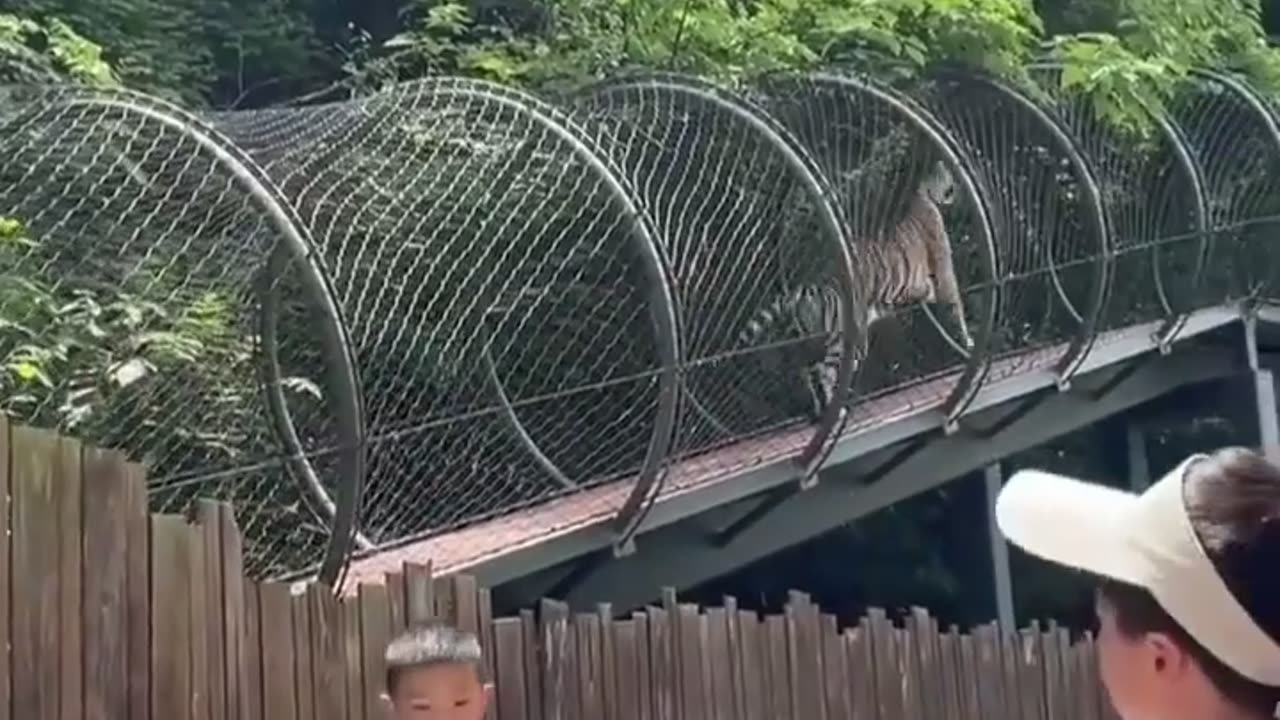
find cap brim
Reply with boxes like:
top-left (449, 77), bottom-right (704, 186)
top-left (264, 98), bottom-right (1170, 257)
top-left (995, 469), bottom-right (1145, 585)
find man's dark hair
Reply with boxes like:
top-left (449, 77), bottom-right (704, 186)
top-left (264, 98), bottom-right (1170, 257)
top-left (1097, 447), bottom-right (1280, 715)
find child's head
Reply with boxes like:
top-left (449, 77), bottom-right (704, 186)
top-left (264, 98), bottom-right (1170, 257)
top-left (384, 623), bottom-right (489, 720)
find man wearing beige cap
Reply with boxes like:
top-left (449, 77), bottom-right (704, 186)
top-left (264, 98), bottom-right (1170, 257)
top-left (996, 447), bottom-right (1280, 720)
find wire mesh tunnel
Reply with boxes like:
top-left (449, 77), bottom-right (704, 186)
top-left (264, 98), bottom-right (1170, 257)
top-left (1167, 70), bottom-right (1280, 303)
top-left (912, 67), bottom-right (1111, 386)
top-left (1027, 64), bottom-right (1209, 349)
top-left (214, 78), bottom-right (681, 569)
top-left (10, 64), bottom-right (1280, 587)
top-left (566, 72), bottom-right (861, 486)
top-left (0, 85), bottom-right (363, 580)
top-left (752, 71), bottom-right (1000, 428)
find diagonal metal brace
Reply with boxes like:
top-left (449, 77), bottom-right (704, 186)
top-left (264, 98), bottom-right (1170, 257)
top-left (954, 389), bottom-right (1050, 440)
top-left (712, 431), bottom-right (936, 548)
top-left (545, 549), bottom-right (612, 600)
top-left (711, 485), bottom-right (797, 548)
top-left (1086, 352), bottom-right (1158, 402)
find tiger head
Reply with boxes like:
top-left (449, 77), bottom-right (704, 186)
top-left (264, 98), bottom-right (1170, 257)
top-left (919, 159), bottom-right (956, 206)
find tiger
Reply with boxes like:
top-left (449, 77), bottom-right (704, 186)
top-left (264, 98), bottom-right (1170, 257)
top-left (738, 160), bottom-right (973, 420)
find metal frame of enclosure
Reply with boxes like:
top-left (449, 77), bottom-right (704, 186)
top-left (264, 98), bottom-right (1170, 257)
top-left (752, 70), bottom-right (1003, 429)
top-left (0, 85), bottom-right (367, 585)
top-left (1028, 61), bottom-right (1212, 351)
top-left (5, 64), bottom-right (1280, 593)
top-left (421, 78), bottom-right (687, 558)
top-left (940, 67), bottom-right (1115, 386)
top-left (571, 71), bottom-right (864, 491)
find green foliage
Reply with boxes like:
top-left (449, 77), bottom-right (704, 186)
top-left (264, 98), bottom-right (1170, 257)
top-left (337, 0), bottom-right (1280, 137)
top-left (0, 216), bottom-right (248, 454)
top-left (815, 0), bottom-right (1042, 76)
top-left (1, 0), bottom-right (325, 106)
top-left (350, 0), bottom-right (1043, 90)
top-left (0, 13), bottom-right (117, 85)
top-left (8, 0), bottom-right (1280, 126)
top-left (3, 0), bottom-right (208, 100)
top-left (1044, 0), bottom-right (1280, 134)
top-left (0, 192), bottom-right (338, 573)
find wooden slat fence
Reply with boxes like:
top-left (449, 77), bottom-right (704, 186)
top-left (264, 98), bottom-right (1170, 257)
top-left (0, 419), bottom-right (1119, 720)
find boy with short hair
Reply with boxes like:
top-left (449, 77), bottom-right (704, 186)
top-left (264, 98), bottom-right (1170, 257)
top-left (384, 622), bottom-right (491, 720)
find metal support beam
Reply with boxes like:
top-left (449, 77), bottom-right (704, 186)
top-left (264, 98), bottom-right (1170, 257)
top-left (1244, 313), bottom-right (1280, 463)
top-left (458, 307), bottom-right (1242, 592)
top-left (1253, 369), bottom-right (1280, 463)
top-left (984, 463), bottom-right (1015, 630)
top-left (712, 433), bottom-right (934, 547)
top-left (1087, 352), bottom-right (1157, 401)
top-left (1246, 310), bottom-right (1261, 370)
top-left (712, 485), bottom-right (796, 548)
top-left (1127, 422), bottom-right (1151, 491)
top-left (545, 550), bottom-right (611, 600)
top-left (959, 391), bottom-right (1049, 439)
top-left (494, 344), bottom-right (1240, 610)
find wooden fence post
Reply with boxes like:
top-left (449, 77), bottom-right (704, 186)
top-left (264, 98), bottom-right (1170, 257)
top-left (0, 423), bottom-right (1119, 720)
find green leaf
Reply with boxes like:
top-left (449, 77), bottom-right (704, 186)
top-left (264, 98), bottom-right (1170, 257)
top-left (9, 360), bottom-right (50, 387)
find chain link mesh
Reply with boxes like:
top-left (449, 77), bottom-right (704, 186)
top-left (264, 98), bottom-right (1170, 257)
top-left (1027, 65), bottom-right (1210, 357)
top-left (911, 70), bottom-right (1111, 386)
top-left (1167, 71), bottom-right (1280, 302)
top-left (567, 73), bottom-right (858, 483)
top-left (0, 86), bottom-right (352, 577)
top-left (6, 65), bottom-right (1280, 585)
top-left (753, 71), bottom-right (997, 429)
top-left (215, 78), bottom-right (678, 566)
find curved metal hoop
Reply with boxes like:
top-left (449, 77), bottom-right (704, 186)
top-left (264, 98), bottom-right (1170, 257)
top-left (1146, 112), bottom-right (1212, 345)
top-left (259, 247), bottom-right (374, 554)
top-left (1143, 95), bottom-right (1211, 345)
top-left (1026, 62), bottom-right (1211, 351)
top-left (759, 70), bottom-right (1002, 431)
top-left (481, 316), bottom-right (577, 492)
top-left (1187, 68), bottom-right (1280, 301)
top-left (928, 67), bottom-right (1113, 386)
top-left (389, 77), bottom-right (684, 553)
top-left (575, 71), bottom-right (864, 493)
top-left (12, 84), bottom-right (369, 588)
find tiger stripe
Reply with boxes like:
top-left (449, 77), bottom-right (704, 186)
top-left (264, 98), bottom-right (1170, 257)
top-left (737, 160), bottom-right (972, 420)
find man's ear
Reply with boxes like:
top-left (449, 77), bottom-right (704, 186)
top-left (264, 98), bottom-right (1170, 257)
top-left (379, 692), bottom-right (395, 719)
top-left (481, 682), bottom-right (495, 710)
top-left (1144, 631), bottom-right (1194, 677)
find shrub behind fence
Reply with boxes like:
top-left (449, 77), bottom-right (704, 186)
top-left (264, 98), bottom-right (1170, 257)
top-left (0, 419), bottom-right (1117, 720)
